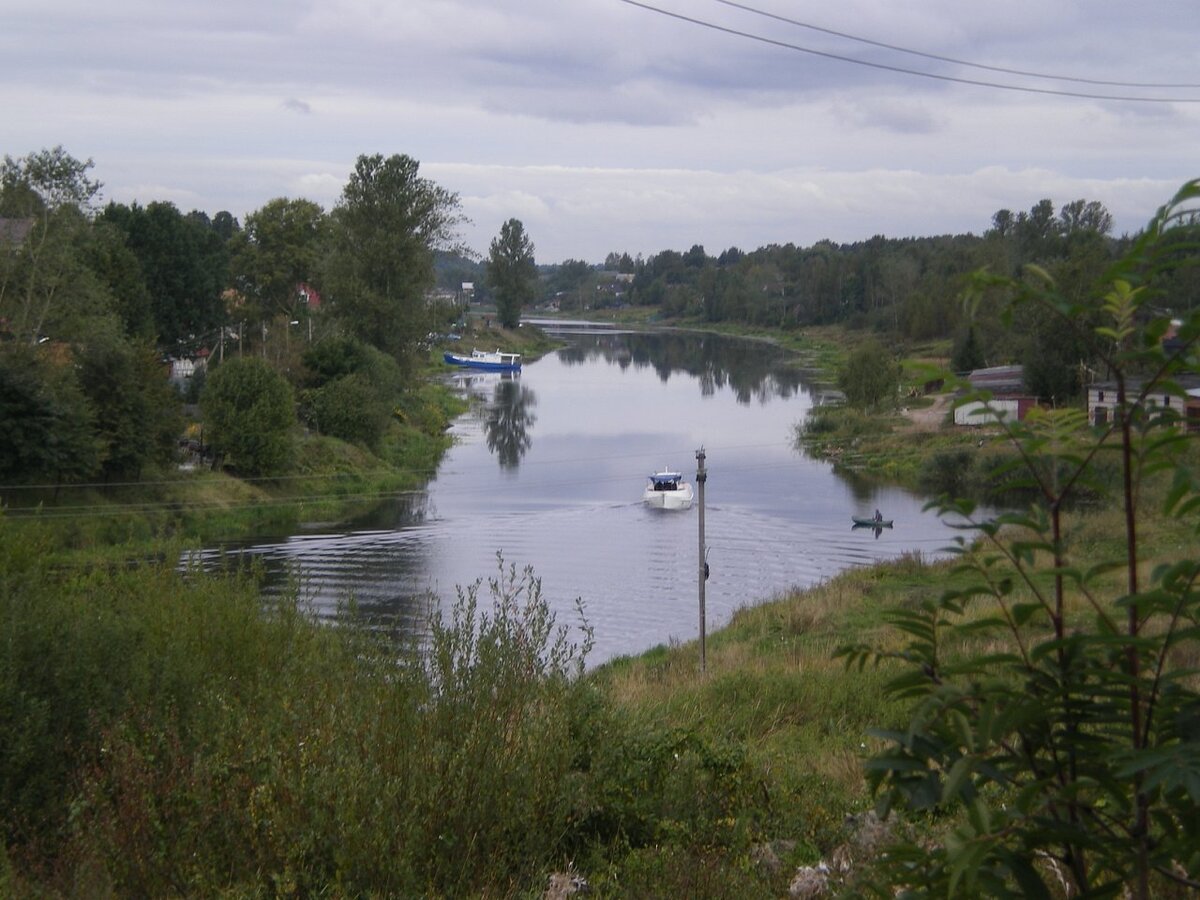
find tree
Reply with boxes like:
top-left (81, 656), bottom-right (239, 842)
top-left (950, 324), bottom-right (985, 374)
top-left (0, 344), bottom-right (103, 484)
top-left (322, 153), bottom-right (463, 364)
top-left (487, 218), bottom-right (536, 329)
top-left (989, 208), bottom-right (1015, 238)
top-left (841, 180), bottom-right (1200, 898)
top-left (100, 201), bottom-right (229, 353)
top-left (230, 198), bottom-right (326, 326)
top-left (200, 357), bottom-right (295, 476)
top-left (0, 147), bottom-right (103, 344)
top-left (210, 210), bottom-right (240, 242)
top-left (837, 337), bottom-right (900, 410)
top-left (1060, 198), bottom-right (1114, 237)
top-left (75, 332), bottom-right (182, 480)
top-left (84, 219), bottom-right (154, 338)
top-left (1016, 198), bottom-right (1062, 260)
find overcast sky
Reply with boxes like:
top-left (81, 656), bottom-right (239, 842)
top-left (3, 0), bottom-right (1198, 263)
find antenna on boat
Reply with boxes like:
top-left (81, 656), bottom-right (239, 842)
top-left (696, 445), bottom-right (707, 675)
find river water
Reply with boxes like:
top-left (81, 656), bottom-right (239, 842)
top-left (195, 325), bottom-right (968, 664)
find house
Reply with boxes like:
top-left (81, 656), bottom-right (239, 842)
top-left (1088, 376), bottom-right (1200, 432)
top-left (954, 365), bottom-right (1039, 426)
top-left (296, 282), bottom-right (321, 310)
top-left (168, 347), bottom-right (210, 387)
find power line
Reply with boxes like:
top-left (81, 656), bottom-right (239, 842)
top-left (617, 0), bottom-right (1200, 103)
top-left (707, 0), bottom-right (1200, 90)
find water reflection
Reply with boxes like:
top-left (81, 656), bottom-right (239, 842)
top-left (484, 379), bottom-right (537, 469)
top-left (851, 522), bottom-right (887, 540)
top-left (553, 330), bottom-right (807, 405)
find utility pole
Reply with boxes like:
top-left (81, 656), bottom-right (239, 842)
top-left (696, 446), bottom-right (707, 674)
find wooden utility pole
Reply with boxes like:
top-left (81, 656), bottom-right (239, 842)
top-left (696, 446), bottom-right (707, 674)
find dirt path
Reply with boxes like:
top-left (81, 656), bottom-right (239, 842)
top-left (900, 393), bottom-right (953, 432)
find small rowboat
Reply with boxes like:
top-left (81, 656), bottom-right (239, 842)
top-left (852, 516), bottom-right (893, 527)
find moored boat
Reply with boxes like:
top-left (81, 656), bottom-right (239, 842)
top-left (443, 348), bottom-right (522, 371)
top-left (643, 470), bottom-right (694, 510)
top-left (852, 515), bottom-right (893, 527)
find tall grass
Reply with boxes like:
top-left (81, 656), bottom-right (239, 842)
top-left (0, 526), bottom-right (777, 897)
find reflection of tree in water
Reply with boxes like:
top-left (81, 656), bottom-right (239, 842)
top-left (485, 379), bottom-right (537, 469)
top-left (556, 332), bottom-right (809, 404)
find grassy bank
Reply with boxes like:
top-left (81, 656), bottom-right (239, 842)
top-left (1, 378), bottom-right (468, 566)
top-left (1, 316), bottom-right (560, 567)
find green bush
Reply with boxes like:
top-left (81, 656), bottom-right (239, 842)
top-left (301, 372), bottom-right (394, 448)
top-left (917, 447), bottom-right (975, 498)
top-left (299, 337), bottom-right (404, 450)
top-left (841, 180), bottom-right (1200, 898)
top-left (200, 356), bottom-right (295, 476)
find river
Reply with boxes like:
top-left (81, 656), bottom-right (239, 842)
top-left (194, 324), bottom-right (968, 664)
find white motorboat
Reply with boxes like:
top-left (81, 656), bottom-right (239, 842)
top-left (643, 470), bottom-right (694, 510)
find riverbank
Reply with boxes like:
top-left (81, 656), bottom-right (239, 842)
top-left (1, 321), bottom-right (563, 567)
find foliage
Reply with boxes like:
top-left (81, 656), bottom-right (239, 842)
top-left (299, 336), bottom-right (403, 450)
top-left (301, 372), bottom-right (392, 449)
top-left (0, 344), bottom-right (103, 484)
top-left (299, 333), bottom-right (374, 386)
top-left (838, 336), bottom-right (901, 410)
top-left (84, 218), bottom-right (155, 338)
top-left (839, 180), bottom-right (1200, 898)
top-left (0, 148), bottom-right (106, 344)
top-left (99, 200), bottom-right (229, 352)
top-left (0, 145), bottom-right (102, 217)
top-left (75, 331), bottom-right (182, 479)
top-left (950, 324), bottom-right (985, 374)
top-left (322, 153), bottom-right (462, 364)
top-left (229, 197), bottom-right (326, 324)
top-left (487, 217), bottom-right (537, 329)
top-left (200, 356), bottom-right (296, 477)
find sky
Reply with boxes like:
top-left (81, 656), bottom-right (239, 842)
top-left (3, 0), bottom-right (1199, 264)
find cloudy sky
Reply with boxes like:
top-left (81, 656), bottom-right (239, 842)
top-left (3, 0), bottom-right (1198, 262)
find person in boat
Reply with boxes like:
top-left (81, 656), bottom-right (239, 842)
top-left (874, 508), bottom-right (882, 523)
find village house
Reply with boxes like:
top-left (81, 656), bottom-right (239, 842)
top-left (1087, 376), bottom-right (1200, 433)
top-left (954, 364), bottom-right (1039, 426)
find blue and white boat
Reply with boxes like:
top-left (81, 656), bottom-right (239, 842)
top-left (443, 348), bottom-right (522, 371)
top-left (643, 470), bottom-right (694, 510)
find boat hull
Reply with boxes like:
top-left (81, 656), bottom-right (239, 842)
top-left (644, 484), bottom-right (694, 510)
top-left (443, 351), bottom-right (521, 371)
top-left (852, 516), bottom-right (893, 527)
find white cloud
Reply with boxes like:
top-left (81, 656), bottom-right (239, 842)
top-left (3, 0), bottom-right (1198, 261)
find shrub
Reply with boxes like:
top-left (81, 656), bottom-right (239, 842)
top-left (840, 180), bottom-right (1200, 898)
top-left (200, 356), bottom-right (295, 476)
top-left (301, 372), bottom-right (393, 448)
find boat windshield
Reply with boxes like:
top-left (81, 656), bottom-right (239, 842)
top-left (649, 473), bottom-right (683, 490)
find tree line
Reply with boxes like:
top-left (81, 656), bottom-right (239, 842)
top-left (543, 198), bottom-right (1199, 403)
top-left (5, 143), bottom-right (1197, 486)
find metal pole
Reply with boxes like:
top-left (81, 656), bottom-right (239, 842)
top-left (696, 446), bottom-right (707, 674)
